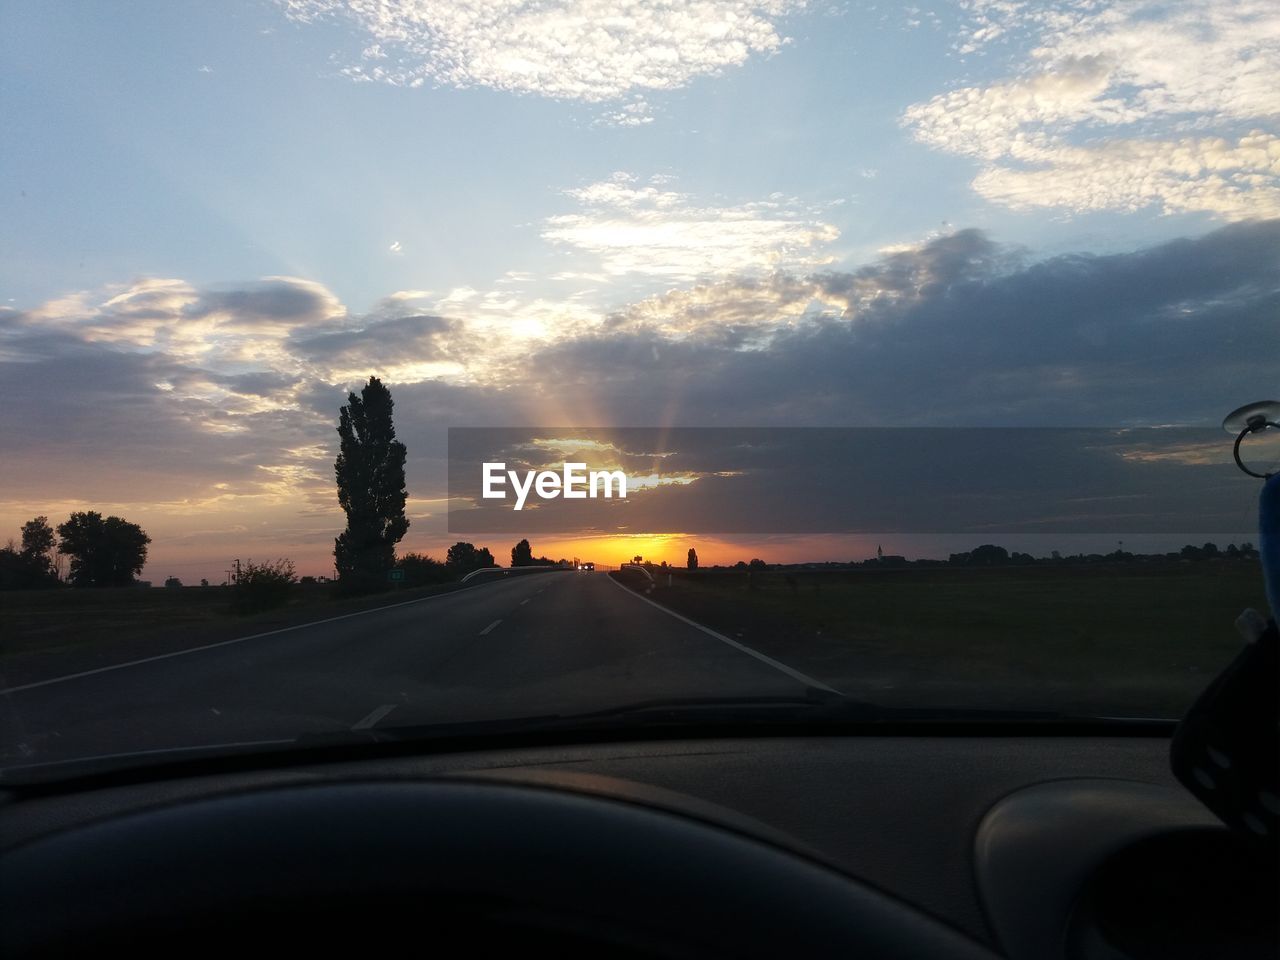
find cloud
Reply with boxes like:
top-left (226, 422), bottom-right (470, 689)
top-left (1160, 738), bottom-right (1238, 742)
top-left (2, 220), bottom-right (1276, 553)
top-left (277, 0), bottom-right (801, 114)
top-left (904, 0), bottom-right (1280, 218)
top-left (291, 313), bottom-right (472, 382)
top-left (523, 218), bottom-right (1280, 428)
top-left (594, 97), bottom-right (655, 127)
top-left (542, 172), bottom-right (840, 281)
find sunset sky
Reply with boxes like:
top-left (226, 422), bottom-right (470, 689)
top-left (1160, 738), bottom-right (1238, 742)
top-left (2, 1), bottom-right (1277, 581)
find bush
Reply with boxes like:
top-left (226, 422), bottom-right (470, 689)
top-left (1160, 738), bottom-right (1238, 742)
top-left (397, 552), bottom-right (451, 587)
top-left (232, 558), bottom-right (296, 613)
top-left (0, 545), bottom-right (61, 590)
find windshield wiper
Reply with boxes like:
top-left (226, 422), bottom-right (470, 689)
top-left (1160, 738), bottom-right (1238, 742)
top-left (346, 692), bottom-right (1164, 746)
top-left (0, 696), bottom-right (1174, 789)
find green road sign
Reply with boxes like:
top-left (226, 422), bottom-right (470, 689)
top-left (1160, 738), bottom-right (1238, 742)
top-left (388, 568), bottom-right (405, 582)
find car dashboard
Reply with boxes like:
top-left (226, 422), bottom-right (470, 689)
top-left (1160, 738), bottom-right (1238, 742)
top-left (2, 730), bottom-right (1273, 957)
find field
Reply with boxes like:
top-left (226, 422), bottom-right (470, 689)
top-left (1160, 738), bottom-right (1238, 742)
top-left (0, 580), bottom-right (473, 689)
top-left (615, 561), bottom-right (1268, 718)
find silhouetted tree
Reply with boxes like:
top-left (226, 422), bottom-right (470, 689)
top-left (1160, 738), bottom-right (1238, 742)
top-left (397, 552), bottom-right (450, 586)
top-left (0, 517), bottom-right (61, 589)
top-left (0, 542), bottom-right (58, 589)
top-left (334, 377), bottom-right (409, 591)
top-left (56, 512), bottom-right (150, 587)
top-left (687, 547), bottom-right (698, 570)
top-left (748, 558), bottom-right (768, 570)
top-left (949, 544), bottom-right (1009, 567)
top-left (20, 516), bottom-right (55, 574)
top-left (511, 538), bottom-right (534, 567)
top-left (446, 541), bottom-right (495, 575)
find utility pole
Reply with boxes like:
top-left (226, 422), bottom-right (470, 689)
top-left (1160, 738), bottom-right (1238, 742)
top-left (233, 558), bottom-right (241, 584)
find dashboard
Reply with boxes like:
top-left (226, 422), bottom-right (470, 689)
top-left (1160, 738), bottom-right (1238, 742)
top-left (1, 733), bottom-right (1275, 957)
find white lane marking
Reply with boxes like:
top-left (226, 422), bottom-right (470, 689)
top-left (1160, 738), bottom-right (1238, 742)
top-left (352, 703), bottom-right (397, 730)
top-left (520, 598), bottom-right (530, 605)
top-left (480, 619), bottom-right (502, 635)
top-left (1, 739), bottom-right (297, 773)
top-left (1, 586), bottom-right (481, 695)
top-left (607, 575), bottom-right (842, 695)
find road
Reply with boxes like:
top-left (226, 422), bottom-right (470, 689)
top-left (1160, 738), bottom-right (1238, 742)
top-left (1, 572), bottom-right (837, 768)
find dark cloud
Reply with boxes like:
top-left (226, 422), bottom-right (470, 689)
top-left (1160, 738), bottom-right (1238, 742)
top-left (2, 221), bottom-right (1276, 547)
top-left (528, 219), bottom-right (1279, 428)
top-left (291, 314), bottom-right (458, 364)
top-left (187, 279), bottom-right (336, 322)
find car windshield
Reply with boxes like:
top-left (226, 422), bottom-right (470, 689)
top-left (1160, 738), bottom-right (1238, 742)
top-left (2, 1), bottom-right (1278, 781)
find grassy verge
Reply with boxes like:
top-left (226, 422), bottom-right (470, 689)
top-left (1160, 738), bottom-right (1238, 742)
top-left (0, 580), bottom-right (475, 688)
top-left (613, 562), bottom-right (1267, 717)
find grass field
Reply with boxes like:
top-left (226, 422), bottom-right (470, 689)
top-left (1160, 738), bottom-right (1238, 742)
top-left (615, 561), bottom-right (1268, 718)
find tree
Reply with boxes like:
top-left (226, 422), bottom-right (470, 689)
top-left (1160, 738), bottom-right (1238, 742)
top-left (446, 542), bottom-right (495, 575)
top-left (950, 544), bottom-right (1009, 567)
top-left (748, 558), bottom-right (768, 570)
top-left (687, 547), bottom-right (698, 570)
top-left (334, 376), bottom-right (409, 590)
top-left (0, 517), bottom-right (61, 590)
top-left (56, 512), bottom-right (150, 587)
top-left (21, 516), bottom-right (55, 573)
top-left (0, 542), bottom-right (56, 590)
top-left (511, 538), bottom-right (534, 567)
top-left (397, 552), bottom-right (450, 587)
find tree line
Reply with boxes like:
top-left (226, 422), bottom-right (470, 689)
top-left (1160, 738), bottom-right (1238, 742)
top-left (0, 513), bottom-right (149, 590)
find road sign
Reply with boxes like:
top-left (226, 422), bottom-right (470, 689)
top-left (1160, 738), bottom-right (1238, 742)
top-left (388, 568), bottom-right (405, 582)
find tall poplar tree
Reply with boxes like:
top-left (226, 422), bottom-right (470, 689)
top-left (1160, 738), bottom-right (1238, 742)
top-left (334, 376), bottom-right (409, 589)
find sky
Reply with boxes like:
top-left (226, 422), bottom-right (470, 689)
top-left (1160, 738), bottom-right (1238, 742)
top-left (1, 0), bottom-right (1277, 580)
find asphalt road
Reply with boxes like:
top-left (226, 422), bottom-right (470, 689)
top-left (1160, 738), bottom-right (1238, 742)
top-left (0, 572), bottom-right (836, 769)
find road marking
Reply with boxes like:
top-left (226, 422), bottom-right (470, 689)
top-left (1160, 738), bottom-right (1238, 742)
top-left (352, 703), bottom-right (397, 730)
top-left (480, 619), bottom-right (502, 635)
top-left (520, 598), bottom-right (530, 605)
top-left (0, 739), bottom-right (298, 774)
top-left (1, 586), bottom-right (482, 696)
top-left (607, 575), bottom-right (842, 695)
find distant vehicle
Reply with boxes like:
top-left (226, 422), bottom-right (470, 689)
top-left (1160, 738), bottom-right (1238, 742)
top-left (580, 562), bottom-right (595, 571)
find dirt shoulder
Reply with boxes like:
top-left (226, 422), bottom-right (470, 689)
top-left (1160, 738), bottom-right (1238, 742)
top-left (1, 579), bottom-right (481, 689)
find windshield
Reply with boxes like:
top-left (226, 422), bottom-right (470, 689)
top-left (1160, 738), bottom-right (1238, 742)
top-left (2, 0), bottom-right (1278, 780)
